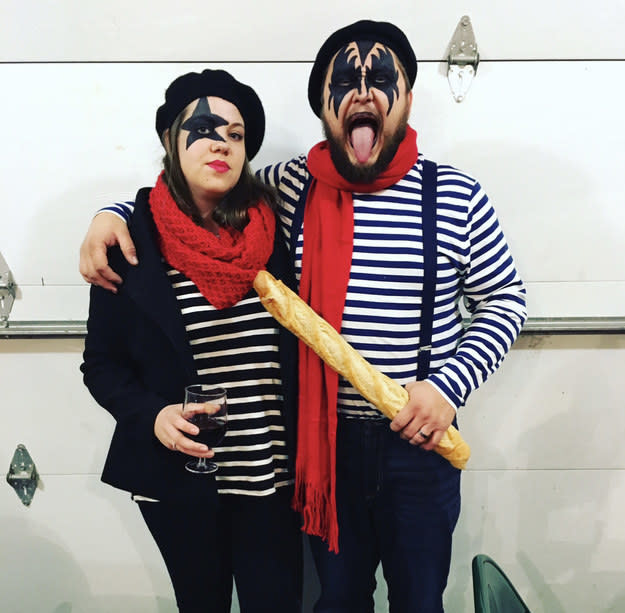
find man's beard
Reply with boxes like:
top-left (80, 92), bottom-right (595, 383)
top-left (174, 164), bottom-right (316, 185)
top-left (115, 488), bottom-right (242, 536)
top-left (322, 110), bottom-right (409, 184)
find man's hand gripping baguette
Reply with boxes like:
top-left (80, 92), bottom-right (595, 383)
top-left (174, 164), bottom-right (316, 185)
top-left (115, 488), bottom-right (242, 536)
top-left (253, 270), bottom-right (470, 470)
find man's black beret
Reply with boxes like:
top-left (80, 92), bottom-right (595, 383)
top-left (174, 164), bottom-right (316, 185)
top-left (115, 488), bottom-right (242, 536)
top-left (307, 19), bottom-right (418, 117)
top-left (155, 69), bottom-right (265, 160)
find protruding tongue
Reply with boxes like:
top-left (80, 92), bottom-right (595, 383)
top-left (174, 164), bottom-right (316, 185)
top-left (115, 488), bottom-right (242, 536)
top-left (351, 125), bottom-right (375, 163)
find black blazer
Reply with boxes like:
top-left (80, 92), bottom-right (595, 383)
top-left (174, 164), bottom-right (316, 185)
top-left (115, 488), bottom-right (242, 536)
top-left (81, 188), bottom-right (298, 503)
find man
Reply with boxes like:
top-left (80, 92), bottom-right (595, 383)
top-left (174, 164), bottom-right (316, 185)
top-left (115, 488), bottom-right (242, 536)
top-left (80, 20), bottom-right (527, 612)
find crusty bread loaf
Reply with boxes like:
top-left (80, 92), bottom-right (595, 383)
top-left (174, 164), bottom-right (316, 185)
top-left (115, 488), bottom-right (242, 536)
top-left (253, 270), bottom-right (470, 469)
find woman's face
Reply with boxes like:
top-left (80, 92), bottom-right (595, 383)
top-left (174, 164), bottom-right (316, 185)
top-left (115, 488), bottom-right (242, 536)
top-left (175, 96), bottom-right (246, 213)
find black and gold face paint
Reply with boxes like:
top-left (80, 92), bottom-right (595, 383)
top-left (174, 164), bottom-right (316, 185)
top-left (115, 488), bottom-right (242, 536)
top-left (180, 97), bottom-right (228, 149)
top-left (327, 41), bottom-right (400, 117)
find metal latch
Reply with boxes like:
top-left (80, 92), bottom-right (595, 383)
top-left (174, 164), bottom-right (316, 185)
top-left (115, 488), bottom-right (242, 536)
top-left (0, 251), bottom-right (16, 327)
top-left (6, 444), bottom-right (40, 506)
top-left (447, 15), bottom-right (480, 102)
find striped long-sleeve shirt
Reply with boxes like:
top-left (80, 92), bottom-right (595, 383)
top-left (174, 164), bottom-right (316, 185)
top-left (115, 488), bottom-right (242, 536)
top-left (257, 153), bottom-right (527, 415)
top-left (105, 152), bottom-right (526, 416)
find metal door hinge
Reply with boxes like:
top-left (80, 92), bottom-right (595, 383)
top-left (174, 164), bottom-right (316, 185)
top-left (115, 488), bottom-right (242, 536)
top-left (0, 251), bottom-right (16, 327)
top-left (447, 15), bottom-right (480, 102)
top-left (6, 444), bottom-right (40, 506)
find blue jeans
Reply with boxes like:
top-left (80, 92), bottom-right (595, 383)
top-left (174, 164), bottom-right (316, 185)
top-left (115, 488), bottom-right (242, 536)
top-left (309, 416), bottom-right (461, 613)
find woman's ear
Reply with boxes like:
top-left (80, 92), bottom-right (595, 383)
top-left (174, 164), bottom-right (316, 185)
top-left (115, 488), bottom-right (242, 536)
top-left (162, 129), bottom-right (172, 154)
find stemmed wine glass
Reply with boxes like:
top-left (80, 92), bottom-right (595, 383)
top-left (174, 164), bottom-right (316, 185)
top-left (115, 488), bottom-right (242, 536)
top-left (182, 385), bottom-right (228, 474)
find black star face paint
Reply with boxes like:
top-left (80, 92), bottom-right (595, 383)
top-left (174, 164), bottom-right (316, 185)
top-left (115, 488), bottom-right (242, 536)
top-left (181, 97), bottom-right (229, 149)
top-left (365, 46), bottom-right (400, 116)
top-left (326, 41), bottom-right (400, 118)
top-left (328, 46), bottom-right (361, 117)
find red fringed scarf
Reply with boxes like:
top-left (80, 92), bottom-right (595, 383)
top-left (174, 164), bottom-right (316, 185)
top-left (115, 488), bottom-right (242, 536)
top-left (294, 126), bottom-right (419, 553)
top-left (148, 172), bottom-right (275, 309)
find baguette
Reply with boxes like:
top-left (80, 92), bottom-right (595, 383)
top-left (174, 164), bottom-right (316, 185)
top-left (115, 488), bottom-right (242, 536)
top-left (253, 270), bottom-right (470, 469)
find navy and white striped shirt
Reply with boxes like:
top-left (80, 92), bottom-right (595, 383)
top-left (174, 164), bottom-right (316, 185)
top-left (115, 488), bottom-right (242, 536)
top-left (258, 153), bottom-right (527, 416)
top-left (106, 152), bottom-right (526, 418)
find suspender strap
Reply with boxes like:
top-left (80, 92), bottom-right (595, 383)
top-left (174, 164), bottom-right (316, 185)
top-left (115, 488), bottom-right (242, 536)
top-left (416, 160), bottom-right (438, 381)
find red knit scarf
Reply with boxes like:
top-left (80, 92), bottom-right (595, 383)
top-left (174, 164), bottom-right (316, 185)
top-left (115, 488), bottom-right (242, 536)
top-left (148, 172), bottom-right (275, 309)
top-left (294, 125), bottom-right (419, 552)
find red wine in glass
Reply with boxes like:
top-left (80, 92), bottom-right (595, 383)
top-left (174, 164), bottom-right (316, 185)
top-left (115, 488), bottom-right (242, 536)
top-left (188, 414), bottom-right (227, 448)
top-left (182, 385), bottom-right (228, 474)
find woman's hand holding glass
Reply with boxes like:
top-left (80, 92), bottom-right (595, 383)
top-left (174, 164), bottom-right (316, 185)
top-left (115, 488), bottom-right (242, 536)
top-left (154, 403), bottom-right (216, 459)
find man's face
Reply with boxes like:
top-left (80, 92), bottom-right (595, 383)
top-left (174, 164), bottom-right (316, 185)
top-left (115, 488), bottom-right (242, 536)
top-left (320, 40), bottom-right (412, 182)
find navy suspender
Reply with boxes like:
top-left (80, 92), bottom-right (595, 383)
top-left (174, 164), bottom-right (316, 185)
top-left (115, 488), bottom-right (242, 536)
top-left (416, 160), bottom-right (438, 381)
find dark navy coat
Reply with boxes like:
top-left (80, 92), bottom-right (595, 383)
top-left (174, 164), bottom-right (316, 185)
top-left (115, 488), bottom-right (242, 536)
top-left (81, 188), bottom-right (298, 504)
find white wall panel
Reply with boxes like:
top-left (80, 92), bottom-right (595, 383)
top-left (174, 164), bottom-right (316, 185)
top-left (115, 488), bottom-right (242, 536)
top-left (460, 334), bottom-right (625, 470)
top-left (2, 61), bottom-right (624, 322)
top-left (450, 469), bottom-right (625, 612)
top-left (2, 337), bottom-right (624, 611)
top-left (1, 475), bottom-right (176, 612)
top-left (2, 3), bottom-right (625, 612)
top-left (2, 1), bottom-right (623, 61)
top-left (4, 470), bottom-right (625, 612)
top-left (2, 336), bottom-right (623, 477)
top-left (0, 339), bottom-right (110, 474)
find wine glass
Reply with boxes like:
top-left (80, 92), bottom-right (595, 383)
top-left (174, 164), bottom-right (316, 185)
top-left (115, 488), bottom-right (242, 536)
top-left (182, 385), bottom-right (228, 474)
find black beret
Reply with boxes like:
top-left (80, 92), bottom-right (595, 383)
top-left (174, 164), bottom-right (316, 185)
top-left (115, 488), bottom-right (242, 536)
top-left (155, 69), bottom-right (265, 160)
top-left (307, 20), bottom-right (418, 117)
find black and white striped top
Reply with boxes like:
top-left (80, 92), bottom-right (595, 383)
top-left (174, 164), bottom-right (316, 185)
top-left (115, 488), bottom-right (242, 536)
top-left (169, 268), bottom-right (293, 496)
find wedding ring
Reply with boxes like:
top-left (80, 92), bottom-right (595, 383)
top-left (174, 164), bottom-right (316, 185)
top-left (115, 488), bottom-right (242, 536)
top-left (417, 430), bottom-right (430, 439)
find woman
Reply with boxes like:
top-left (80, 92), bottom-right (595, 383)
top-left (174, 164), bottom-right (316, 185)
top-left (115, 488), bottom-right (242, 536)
top-left (81, 69), bottom-right (302, 613)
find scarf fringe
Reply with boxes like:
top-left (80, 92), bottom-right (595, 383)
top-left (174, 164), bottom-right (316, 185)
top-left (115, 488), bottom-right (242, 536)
top-left (293, 478), bottom-right (339, 554)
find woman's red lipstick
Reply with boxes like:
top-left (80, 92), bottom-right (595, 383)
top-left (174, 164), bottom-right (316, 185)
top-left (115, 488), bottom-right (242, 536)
top-left (208, 160), bottom-right (230, 173)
